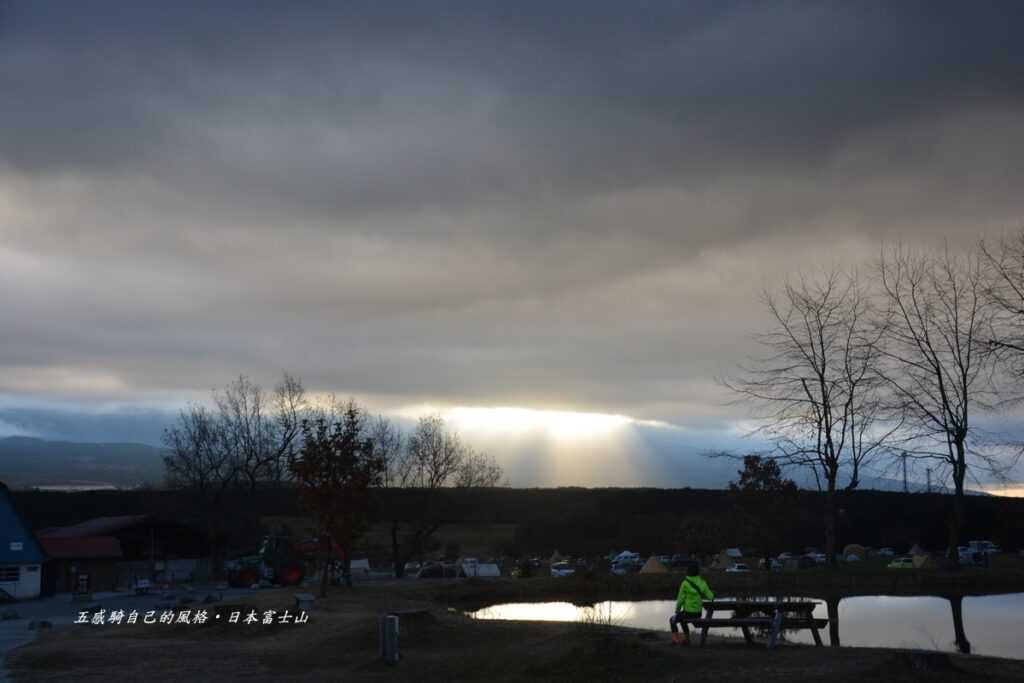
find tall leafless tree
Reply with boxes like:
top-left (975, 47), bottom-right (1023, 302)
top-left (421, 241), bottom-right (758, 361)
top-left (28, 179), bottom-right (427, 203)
top-left (455, 450), bottom-right (505, 488)
top-left (383, 414), bottom-right (503, 577)
top-left (213, 373), bottom-right (310, 490)
top-left (271, 373), bottom-right (309, 481)
top-left (366, 414), bottom-right (404, 491)
top-left (980, 229), bottom-right (1024, 388)
top-left (877, 244), bottom-right (1004, 563)
top-left (162, 404), bottom-right (237, 575)
top-left (725, 269), bottom-right (893, 565)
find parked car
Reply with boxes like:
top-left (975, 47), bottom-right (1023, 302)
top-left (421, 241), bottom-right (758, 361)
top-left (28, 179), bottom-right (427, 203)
top-left (877, 548), bottom-right (896, 557)
top-left (777, 552), bottom-right (793, 561)
top-left (888, 557), bottom-right (915, 569)
top-left (808, 553), bottom-right (827, 565)
top-left (969, 540), bottom-right (1001, 556)
top-left (725, 563), bottom-right (751, 573)
top-left (551, 562), bottom-right (576, 578)
top-left (416, 563), bottom-right (444, 579)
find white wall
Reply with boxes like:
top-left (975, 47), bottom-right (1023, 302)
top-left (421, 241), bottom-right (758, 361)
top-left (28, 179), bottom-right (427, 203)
top-left (0, 564), bottom-right (42, 600)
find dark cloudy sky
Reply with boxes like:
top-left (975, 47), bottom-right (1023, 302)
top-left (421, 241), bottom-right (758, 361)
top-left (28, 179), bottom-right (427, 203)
top-left (2, 2), bottom-right (1023, 487)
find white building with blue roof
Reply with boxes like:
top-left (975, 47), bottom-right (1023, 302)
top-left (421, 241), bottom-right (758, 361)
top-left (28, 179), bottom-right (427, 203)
top-left (0, 482), bottom-right (46, 600)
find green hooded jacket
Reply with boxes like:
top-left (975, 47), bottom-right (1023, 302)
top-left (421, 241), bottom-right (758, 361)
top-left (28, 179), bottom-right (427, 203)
top-left (675, 575), bottom-right (714, 613)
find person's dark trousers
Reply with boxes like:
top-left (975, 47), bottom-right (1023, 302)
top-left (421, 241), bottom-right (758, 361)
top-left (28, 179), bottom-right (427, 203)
top-left (669, 610), bottom-right (701, 637)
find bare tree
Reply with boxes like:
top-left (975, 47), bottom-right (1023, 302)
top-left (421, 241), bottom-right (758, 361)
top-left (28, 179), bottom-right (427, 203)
top-left (271, 373), bottom-right (309, 482)
top-left (400, 415), bottom-right (466, 488)
top-left (455, 449), bottom-right (505, 488)
top-left (980, 229), bottom-right (1024, 386)
top-left (877, 243), bottom-right (1003, 563)
top-left (215, 376), bottom-right (275, 491)
top-left (368, 414), bottom-right (403, 489)
top-left (385, 414), bottom-right (503, 577)
top-left (162, 404), bottom-right (236, 575)
top-left (725, 269), bottom-right (892, 565)
top-left (213, 373), bottom-right (310, 490)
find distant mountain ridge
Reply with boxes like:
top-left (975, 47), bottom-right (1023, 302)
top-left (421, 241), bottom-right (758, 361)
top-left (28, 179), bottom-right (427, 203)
top-left (0, 436), bottom-right (166, 489)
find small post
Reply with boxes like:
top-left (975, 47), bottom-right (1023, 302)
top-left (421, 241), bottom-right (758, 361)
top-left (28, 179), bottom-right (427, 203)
top-left (766, 610), bottom-right (783, 650)
top-left (379, 614), bottom-right (400, 664)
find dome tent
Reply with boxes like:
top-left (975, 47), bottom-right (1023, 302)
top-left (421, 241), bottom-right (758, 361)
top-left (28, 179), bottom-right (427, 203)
top-left (842, 544), bottom-right (866, 560)
top-left (639, 556), bottom-right (669, 574)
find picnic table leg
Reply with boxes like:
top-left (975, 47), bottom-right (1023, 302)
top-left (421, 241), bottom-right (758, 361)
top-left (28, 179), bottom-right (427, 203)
top-left (734, 607), bottom-right (755, 646)
top-left (700, 607), bottom-right (713, 647)
top-left (808, 615), bottom-right (823, 647)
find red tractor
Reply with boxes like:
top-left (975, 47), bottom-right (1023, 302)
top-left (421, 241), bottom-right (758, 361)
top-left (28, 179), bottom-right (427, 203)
top-left (228, 535), bottom-right (345, 587)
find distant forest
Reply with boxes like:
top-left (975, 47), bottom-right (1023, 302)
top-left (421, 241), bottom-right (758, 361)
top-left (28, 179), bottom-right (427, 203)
top-left (12, 486), bottom-right (1024, 560)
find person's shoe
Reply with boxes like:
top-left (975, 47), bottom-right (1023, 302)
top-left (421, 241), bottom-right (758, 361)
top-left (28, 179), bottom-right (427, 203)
top-left (670, 632), bottom-right (682, 645)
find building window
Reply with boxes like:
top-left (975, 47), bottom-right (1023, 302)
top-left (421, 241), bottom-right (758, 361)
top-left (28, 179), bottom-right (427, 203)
top-left (0, 566), bottom-right (19, 582)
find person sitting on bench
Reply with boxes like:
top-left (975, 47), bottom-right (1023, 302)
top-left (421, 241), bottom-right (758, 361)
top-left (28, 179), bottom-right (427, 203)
top-left (669, 563), bottom-right (714, 645)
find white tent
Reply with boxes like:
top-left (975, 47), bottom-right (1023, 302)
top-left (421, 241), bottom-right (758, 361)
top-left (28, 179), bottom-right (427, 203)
top-left (470, 563), bottom-right (501, 578)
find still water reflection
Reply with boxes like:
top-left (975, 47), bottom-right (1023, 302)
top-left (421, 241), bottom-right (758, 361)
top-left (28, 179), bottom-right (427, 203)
top-left (470, 593), bottom-right (1024, 659)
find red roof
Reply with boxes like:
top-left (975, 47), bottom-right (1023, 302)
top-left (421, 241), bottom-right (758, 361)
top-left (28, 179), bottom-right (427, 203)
top-left (36, 515), bottom-right (148, 538)
top-left (39, 536), bottom-right (123, 559)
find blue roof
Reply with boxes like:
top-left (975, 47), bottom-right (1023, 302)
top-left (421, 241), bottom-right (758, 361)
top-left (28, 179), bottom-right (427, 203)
top-left (0, 483), bottom-right (47, 563)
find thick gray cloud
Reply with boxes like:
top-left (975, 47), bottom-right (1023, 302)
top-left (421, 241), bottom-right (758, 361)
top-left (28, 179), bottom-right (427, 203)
top-left (1, 2), bottom-right (1024, 486)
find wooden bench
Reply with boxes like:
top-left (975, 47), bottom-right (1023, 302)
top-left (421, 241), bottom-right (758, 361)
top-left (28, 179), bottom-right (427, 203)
top-left (677, 600), bottom-right (827, 648)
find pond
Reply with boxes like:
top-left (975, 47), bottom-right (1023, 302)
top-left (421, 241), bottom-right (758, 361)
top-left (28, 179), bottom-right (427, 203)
top-left (470, 593), bottom-right (1024, 659)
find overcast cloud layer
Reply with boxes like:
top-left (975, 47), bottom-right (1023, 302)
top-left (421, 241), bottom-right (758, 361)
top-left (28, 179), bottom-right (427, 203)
top-left (2, 2), bottom-right (1024, 485)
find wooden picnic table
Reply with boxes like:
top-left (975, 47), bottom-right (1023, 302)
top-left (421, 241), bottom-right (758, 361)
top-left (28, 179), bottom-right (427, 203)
top-left (680, 600), bottom-right (826, 648)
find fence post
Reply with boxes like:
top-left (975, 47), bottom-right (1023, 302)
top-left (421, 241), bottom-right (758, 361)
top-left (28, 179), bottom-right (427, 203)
top-left (379, 614), bottom-right (400, 664)
top-left (766, 610), bottom-right (783, 650)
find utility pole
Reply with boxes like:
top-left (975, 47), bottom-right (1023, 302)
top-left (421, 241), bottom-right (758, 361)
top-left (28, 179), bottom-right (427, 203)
top-left (901, 452), bottom-right (909, 493)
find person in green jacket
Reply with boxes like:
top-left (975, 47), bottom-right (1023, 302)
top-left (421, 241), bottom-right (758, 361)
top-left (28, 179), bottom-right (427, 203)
top-left (669, 563), bottom-right (714, 644)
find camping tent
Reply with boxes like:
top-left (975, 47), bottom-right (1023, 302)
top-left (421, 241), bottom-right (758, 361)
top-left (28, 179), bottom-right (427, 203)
top-left (550, 550), bottom-right (565, 564)
top-left (467, 563), bottom-right (501, 578)
top-left (639, 557), bottom-right (669, 574)
top-left (912, 554), bottom-right (938, 569)
top-left (842, 544), bottom-right (866, 560)
top-left (909, 544), bottom-right (927, 557)
top-left (714, 549), bottom-right (745, 568)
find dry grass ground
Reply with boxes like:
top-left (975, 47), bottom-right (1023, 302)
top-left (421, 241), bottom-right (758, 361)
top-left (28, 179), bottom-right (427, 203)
top-left (10, 579), bottom-right (1024, 682)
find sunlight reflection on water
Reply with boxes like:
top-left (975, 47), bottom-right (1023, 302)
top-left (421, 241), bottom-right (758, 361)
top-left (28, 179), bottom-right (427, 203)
top-left (470, 593), bottom-right (1024, 659)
